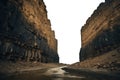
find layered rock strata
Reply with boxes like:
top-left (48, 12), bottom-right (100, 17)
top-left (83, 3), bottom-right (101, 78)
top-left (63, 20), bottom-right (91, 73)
top-left (0, 0), bottom-right (59, 63)
top-left (80, 0), bottom-right (120, 61)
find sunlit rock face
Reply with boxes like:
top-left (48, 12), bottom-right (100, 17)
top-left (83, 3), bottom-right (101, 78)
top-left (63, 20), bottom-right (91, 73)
top-left (0, 0), bottom-right (59, 63)
top-left (80, 0), bottom-right (120, 61)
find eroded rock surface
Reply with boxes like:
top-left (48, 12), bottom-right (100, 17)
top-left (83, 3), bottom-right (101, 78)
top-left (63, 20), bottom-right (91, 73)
top-left (80, 0), bottom-right (120, 61)
top-left (0, 0), bottom-right (59, 63)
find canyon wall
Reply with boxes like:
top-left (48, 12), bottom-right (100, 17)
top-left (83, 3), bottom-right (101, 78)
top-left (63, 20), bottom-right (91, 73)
top-left (0, 0), bottom-right (59, 63)
top-left (80, 0), bottom-right (120, 61)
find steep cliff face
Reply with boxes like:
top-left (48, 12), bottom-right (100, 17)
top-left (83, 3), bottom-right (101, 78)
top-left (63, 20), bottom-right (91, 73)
top-left (0, 0), bottom-right (59, 63)
top-left (80, 0), bottom-right (120, 61)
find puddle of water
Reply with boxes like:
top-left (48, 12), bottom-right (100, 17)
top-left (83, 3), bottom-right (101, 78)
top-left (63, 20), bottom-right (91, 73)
top-left (44, 66), bottom-right (67, 75)
top-left (53, 78), bottom-right (64, 80)
top-left (44, 66), bottom-right (85, 79)
top-left (65, 75), bottom-right (85, 78)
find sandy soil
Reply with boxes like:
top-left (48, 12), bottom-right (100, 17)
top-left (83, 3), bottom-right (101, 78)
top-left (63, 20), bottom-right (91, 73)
top-left (70, 48), bottom-right (120, 72)
top-left (63, 67), bottom-right (120, 80)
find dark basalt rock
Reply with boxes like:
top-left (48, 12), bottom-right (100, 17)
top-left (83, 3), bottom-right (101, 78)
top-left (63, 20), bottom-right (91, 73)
top-left (0, 0), bottom-right (59, 63)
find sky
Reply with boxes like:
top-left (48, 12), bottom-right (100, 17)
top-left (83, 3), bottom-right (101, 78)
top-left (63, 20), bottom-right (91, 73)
top-left (44, 0), bottom-right (105, 64)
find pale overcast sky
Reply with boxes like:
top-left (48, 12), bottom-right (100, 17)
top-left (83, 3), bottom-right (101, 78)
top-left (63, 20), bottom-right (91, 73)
top-left (44, 0), bottom-right (105, 64)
